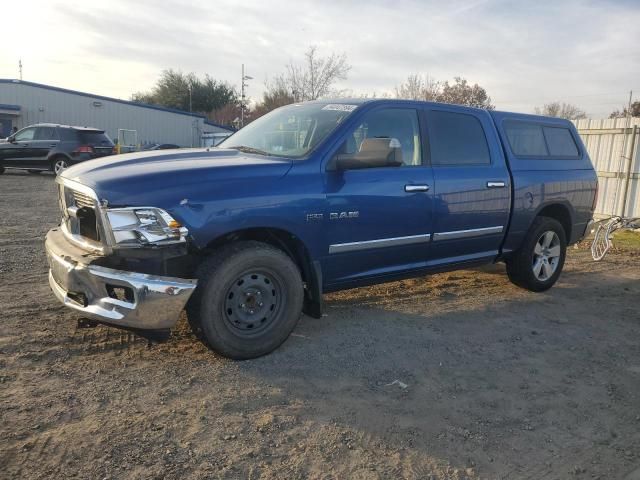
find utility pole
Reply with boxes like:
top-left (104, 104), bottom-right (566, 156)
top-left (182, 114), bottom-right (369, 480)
top-left (241, 64), bottom-right (253, 128)
top-left (18, 59), bottom-right (22, 80)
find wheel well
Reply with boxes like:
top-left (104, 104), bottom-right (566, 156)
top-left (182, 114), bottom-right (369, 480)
top-left (538, 204), bottom-right (572, 240)
top-left (203, 228), bottom-right (323, 317)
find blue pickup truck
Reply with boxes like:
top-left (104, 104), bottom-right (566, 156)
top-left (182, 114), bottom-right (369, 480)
top-left (45, 99), bottom-right (597, 359)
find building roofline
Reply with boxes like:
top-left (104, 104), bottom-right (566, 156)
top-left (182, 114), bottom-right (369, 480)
top-left (204, 119), bottom-right (235, 131)
top-left (0, 79), bottom-right (234, 131)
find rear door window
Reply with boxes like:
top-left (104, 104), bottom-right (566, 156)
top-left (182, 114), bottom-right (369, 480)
top-left (504, 122), bottom-right (548, 156)
top-left (543, 127), bottom-right (579, 157)
top-left (427, 110), bottom-right (490, 165)
top-left (34, 127), bottom-right (58, 140)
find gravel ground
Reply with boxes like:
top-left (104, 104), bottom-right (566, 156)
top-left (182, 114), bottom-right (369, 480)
top-left (1, 170), bottom-right (639, 480)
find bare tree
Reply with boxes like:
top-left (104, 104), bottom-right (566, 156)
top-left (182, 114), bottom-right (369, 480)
top-left (438, 77), bottom-right (494, 109)
top-left (394, 74), bottom-right (440, 101)
top-left (395, 75), bottom-right (494, 109)
top-left (285, 46), bottom-right (351, 101)
top-left (535, 102), bottom-right (587, 120)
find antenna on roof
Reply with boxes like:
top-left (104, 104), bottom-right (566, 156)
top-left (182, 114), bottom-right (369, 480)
top-left (18, 59), bottom-right (23, 80)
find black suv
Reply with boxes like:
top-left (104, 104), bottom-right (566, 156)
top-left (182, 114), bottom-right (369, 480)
top-left (0, 124), bottom-right (115, 175)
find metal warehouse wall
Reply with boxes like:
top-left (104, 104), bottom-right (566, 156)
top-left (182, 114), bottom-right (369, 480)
top-left (574, 117), bottom-right (640, 219)
top-left (0, 80), bottom-right (229, 147)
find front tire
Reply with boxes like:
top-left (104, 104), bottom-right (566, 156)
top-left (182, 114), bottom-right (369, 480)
top-left (506, 216), bottom-right (567, 292)
top-left (187, 241), bottom-right (304, 359)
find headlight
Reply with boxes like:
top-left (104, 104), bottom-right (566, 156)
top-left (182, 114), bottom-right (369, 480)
top-left (106, 207), bottom-right (188, 247)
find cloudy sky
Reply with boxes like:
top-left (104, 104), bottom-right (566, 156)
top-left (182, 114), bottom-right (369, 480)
top-left (2, 0), bottom-right (639, 117)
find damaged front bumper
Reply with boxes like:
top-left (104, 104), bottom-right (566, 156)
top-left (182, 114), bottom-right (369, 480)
top-left (45, 227), bottom-right (197, 331)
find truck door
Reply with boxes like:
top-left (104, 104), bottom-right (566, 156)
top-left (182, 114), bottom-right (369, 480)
top-left (322, 106), bottom-right (435, 286)
top-left (424, 107), bottom-right (511, 265)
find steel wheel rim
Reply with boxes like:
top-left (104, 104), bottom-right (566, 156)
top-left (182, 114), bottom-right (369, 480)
top-left (54, 159), bottom-right (67, 174)
top-left (532, 231), bottom-right (561, 281)
top-left (223, 270), bottom-right (282, 337)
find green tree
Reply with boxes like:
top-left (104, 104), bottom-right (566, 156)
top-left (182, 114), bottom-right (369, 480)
top-left (252, 76), bottom-right (295, 119)
top-left (132, 70), bottom-right (237, 114)
top-left (609, 101), bottom-right (640, 118)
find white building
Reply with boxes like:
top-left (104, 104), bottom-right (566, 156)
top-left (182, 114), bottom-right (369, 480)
top-left (0, 79), bottom-right (233, 147)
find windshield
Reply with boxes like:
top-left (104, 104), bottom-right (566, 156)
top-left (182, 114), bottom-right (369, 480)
top-left (220, 102), bottom-right (358, 158)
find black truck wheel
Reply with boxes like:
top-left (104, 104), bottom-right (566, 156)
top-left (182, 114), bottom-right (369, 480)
top-left (506, 216), bottom-right (567, 292)
top-left (187, 241), bottom-right (304, 359)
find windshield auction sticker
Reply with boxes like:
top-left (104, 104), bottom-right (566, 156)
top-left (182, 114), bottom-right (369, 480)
top-left (322, 104), bottom-right (358, 112)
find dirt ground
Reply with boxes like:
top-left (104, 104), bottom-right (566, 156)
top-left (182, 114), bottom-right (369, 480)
top-left (1, 170), bottom-right (639, 480)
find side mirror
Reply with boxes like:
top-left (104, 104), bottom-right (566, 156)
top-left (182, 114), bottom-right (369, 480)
top-left (7, 135), bottom-right (15, 143)
top-left (332, 137), bottom-right (403, 170)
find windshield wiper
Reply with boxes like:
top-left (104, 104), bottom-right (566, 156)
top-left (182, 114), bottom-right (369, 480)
top-left (229, 145), bottom-right (271, 156)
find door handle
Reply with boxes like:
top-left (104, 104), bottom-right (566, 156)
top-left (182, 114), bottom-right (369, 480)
top-left (487, 181), bottom-right (505, 188)
top-left (50, 144), bottom-right (57, 147)
top-left (405, 184), bottom-right (429, 192)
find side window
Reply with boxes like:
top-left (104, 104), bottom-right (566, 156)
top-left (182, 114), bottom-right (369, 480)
top-left (504, 122), bottom-right (548, 156)
top-left (58, 128), bottom-right (78, 141)
top-left (543, 127), bottom-right (579, 157)
top-left (14, 127), bottom-right (36, 142)
top-left (427, 110), bottom-right (491, 165)
top-left (34, 127), bottom-right (58, 140)
top-left (343, 108), bottom-right (422, 166)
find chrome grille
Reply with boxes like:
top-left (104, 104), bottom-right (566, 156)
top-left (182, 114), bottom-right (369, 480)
top-left (72, 190), bottom-right (95, 209)
top-left (57, 181), bottom-right (105, 252)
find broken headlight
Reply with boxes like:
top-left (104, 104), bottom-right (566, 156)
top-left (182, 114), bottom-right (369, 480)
top-left (106, 207), bottom-right (188, 247)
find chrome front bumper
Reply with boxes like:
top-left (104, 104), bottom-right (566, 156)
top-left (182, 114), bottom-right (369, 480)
top-left (45, 228), bottom-right (197, 330)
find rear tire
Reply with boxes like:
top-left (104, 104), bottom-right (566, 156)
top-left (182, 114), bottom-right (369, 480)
top-left (187, 241), bottom-right (304, 359)
top-left (51, 157), bottom-right (68, 175)
top-left (506, 216), bottom-right (567, 292)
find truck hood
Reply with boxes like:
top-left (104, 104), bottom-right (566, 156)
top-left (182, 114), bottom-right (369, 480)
top-left (61, 148), bottom-right (293, 206)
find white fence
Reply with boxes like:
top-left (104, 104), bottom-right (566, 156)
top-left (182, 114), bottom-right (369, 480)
top-left (574, 118), bottom-right (640, 219)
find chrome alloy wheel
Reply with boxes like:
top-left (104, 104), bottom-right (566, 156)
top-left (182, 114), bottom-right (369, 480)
top-left (532, 231), bottom-right (561, 281)
top-left (54, 159), bottom-right (68, 175)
